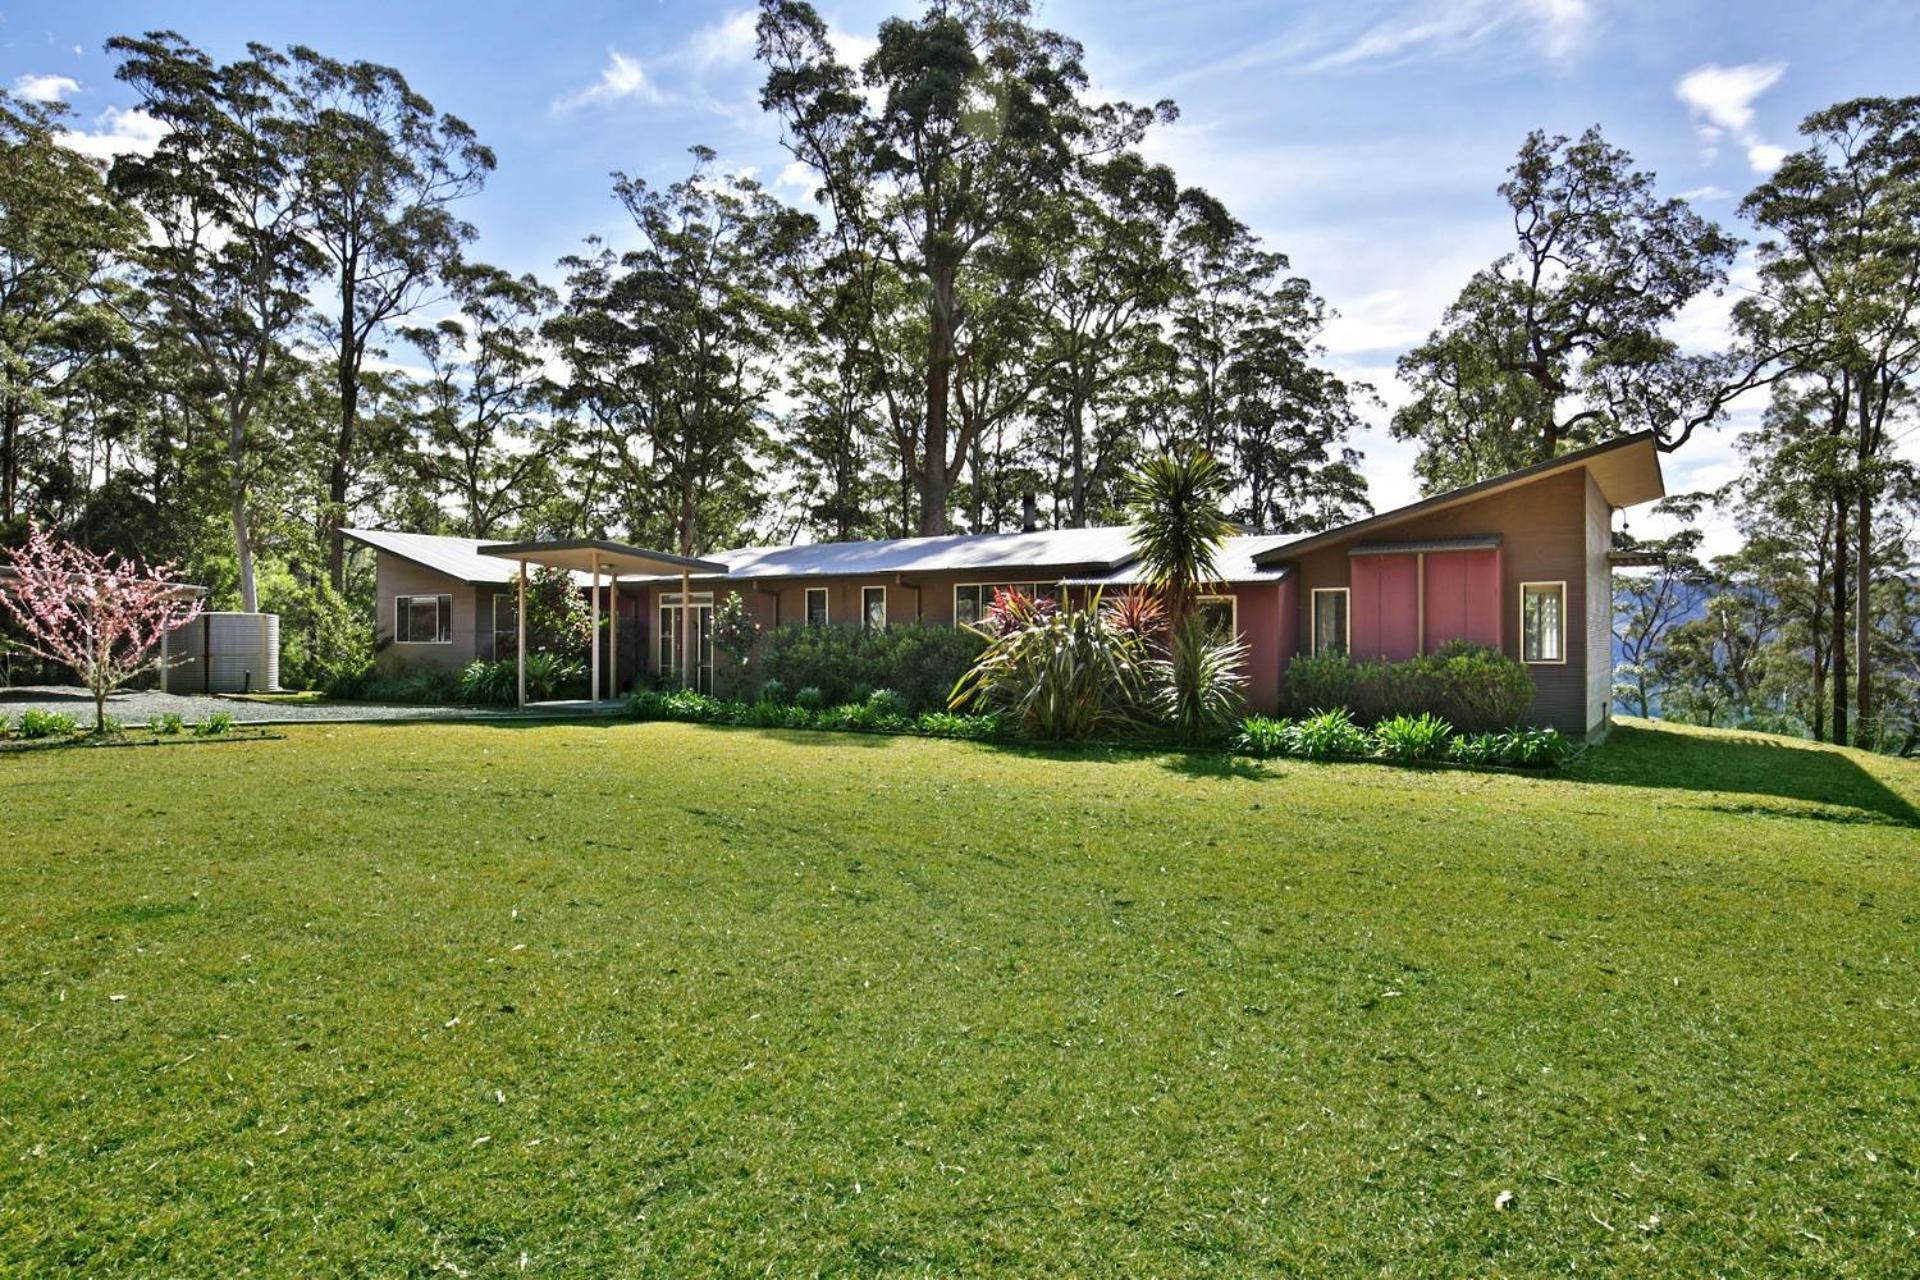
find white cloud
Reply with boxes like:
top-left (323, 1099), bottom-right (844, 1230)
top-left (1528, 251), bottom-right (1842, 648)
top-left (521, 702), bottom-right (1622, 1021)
top-left (553, 49), bottom-right (672, 112)
top-left (57, 106), bottom-right (167, 160)
top-left (13, 72), bottom-right (80, 102)
top-left (1675, 62), bottom-right (1787, 173)
top-left (688, 9), bottom-right (758, 68)
top-left (1675, 184), bottom-right (1731, 201)
top-left (1305, 0), bottom-right (1596, 72)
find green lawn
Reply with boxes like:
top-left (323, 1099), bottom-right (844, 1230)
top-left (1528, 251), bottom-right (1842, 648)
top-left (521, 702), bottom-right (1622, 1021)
top-left (1, 718), bottom-right (1915, 1276)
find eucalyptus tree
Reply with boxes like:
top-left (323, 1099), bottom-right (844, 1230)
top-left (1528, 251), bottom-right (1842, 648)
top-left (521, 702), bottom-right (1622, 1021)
top-left (0, 91), bottom-right (142, 526)
top-left (549, 150), bottom-right (811, 556)
top-left (401, 263), bottom-right (561, 540)
top-left (1394, 127), bottom-right (1742, 491)
top-left (1738, 95), bottom-right (1920, 742)
top-left (107, 32), bottom-right (321, 612)
top-left (285, 47), bottom-right (494, 588)
top-left (1030, 151), bottom-right (1183, 526)
top-left (758, 0), bottom-right (1170, 533)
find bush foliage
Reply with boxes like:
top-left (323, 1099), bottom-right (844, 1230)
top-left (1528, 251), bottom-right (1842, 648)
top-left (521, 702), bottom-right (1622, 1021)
top-left (1283, 642), bottom-right (1534, 732)
top-left (1234, 711), bottom-right (1570, 768)
top-left (758, 623), bottom-right (984, 713)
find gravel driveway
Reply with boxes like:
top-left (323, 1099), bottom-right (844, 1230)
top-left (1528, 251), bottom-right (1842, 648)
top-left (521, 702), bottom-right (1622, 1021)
top-left (0, 685), bottom-right (619, 726)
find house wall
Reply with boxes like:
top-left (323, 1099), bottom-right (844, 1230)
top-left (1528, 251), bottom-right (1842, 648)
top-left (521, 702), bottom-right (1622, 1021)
top-left (637, 572), bottom-right (1294, 715)
top-left (374, 553), bottom-right (483, 673)
top-left (1282, 467), bottom-right (1605, 735)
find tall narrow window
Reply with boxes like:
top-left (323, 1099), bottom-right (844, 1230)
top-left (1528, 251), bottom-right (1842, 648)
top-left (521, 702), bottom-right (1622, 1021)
top-left (492, 595), bottom-right (518, 660)
top-left (396, 594), bottom-right (452, 644)
top-left (1521, 582), bottom-right (1566, 663)
top-left (805, 587), bottom-right (829, 627)
top-left (1311, 588), bottom-right (1349, 657)
top-left (862, 585), bottom-right (887, 630)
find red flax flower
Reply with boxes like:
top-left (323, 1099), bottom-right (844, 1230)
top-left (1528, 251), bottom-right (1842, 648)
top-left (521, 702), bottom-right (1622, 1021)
top-left (0, 523), bottom-right (205, 731)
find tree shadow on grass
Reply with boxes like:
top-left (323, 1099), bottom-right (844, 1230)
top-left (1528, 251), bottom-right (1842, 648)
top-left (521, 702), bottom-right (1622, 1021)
top-left (1567, 722), bottom-right (1920, 827)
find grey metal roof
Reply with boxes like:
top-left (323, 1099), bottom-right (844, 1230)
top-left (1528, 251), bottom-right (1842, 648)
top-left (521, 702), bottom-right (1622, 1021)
top-left (671, 524), bottom-right (1146, 582)
top-left (1058, 535), bottom-right (1296, 587)
top-left (341, 528), bottom-right (592, 586)
top-left (477, 538), bottom-right (728, 576)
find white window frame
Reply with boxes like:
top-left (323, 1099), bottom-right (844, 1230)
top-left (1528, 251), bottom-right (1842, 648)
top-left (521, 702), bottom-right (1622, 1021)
top-left (1310, 587), bottom-right (1350, 658)
top-left (953, 582), bottom-right (1046, 626)
top-left (395, 593), bottom-right (452, 645)
top-left (861, 584), bottom-right (887, 631)
top-left (1519, 580), bottom-right (1568, 665)
top-left (1197, 593), bottom-right (1239, 640)
top-left (804, 586), bottom-right (830, 627)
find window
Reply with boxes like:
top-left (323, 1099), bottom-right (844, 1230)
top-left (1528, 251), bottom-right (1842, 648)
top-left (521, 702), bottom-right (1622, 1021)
top-left (658, 593), bottom-right (715, 693)
top-left (1521, 581), bottom-right (1566, 663)
top-left (396, 593), bottom-right (451, 644)
top-left (1311, 588), bottom-right (1349, 658)
top-left (1197, 594), bottom-right (1238, 644)
top-left (492, 594), bottom-right (518, 660)
top-left (954, 582), bottom-right (1050, 626)
top-left (805, 587), bottom-right (829, 627)
top-left (862, 585), bottom-right (887, 631)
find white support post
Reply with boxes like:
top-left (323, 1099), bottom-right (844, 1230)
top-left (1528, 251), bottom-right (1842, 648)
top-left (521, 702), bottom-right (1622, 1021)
top-left (589, 552), bottom-right (602, 702)
top-left (608, 577), bottom-right (619, 703)
top-left (516, 560), bottom-right (527, 708)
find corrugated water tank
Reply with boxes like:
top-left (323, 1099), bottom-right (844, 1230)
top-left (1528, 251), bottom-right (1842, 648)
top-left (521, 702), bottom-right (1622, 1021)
top-left (170, 612), bottom-right (280, 693)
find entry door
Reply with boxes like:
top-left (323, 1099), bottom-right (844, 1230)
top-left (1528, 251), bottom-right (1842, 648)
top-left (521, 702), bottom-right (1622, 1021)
top-left (658, 594), bottom-right (714, 693)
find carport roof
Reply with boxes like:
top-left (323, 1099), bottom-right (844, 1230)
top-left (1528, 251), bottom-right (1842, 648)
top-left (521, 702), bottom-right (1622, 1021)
top-left (477, 538), bottom-right (728, 578)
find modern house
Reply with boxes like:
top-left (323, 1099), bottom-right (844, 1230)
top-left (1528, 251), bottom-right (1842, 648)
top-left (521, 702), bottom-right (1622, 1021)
top-left (342, 431), bottom-right (1665, 737)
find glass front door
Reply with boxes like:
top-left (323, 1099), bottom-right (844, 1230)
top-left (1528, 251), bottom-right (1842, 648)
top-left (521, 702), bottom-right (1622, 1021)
top-left (658, 594), bottom-right (714, 693)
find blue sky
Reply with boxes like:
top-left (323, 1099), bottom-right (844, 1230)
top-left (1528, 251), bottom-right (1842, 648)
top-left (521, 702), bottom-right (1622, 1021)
top-left (6, 0), bottom-right (1919, 549)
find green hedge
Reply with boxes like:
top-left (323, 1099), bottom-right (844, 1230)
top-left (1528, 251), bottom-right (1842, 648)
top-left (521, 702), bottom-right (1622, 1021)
top-left (1236, 710), bottom-right (1572, 769)
top-left (755, 623), bottom-right (985, 713)
top-left (1283, 642), bottom-right (1535, 732)
top-left (628, 687), bottom-right (1005, 742)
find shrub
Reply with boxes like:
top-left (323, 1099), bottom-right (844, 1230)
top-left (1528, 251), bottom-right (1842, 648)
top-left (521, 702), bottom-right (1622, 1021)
top-left (865, 688), bottom-right (908, 720)
top-left (793, 685), bottom-right (825, 711)
top-left (1495, 726), bottom-right (1573, 768)
top-left (1372, 712), bottom-right (1453, 762)
top-left (151, 712), bottom-right (185, 736)
top-left (1284, 643), bottom-right (1532, 733)
top-left (757, 678), bottom-right (787, 705)
top-left (1287, 707), bottom-right (1370, 759)
top-left (194, 711), bottom-right (235, 737)
top-left (326, 661), bottom-right (461, 705)
top-left (462, 654), bottom-right (590, 705)
top-left (1234, 714), bottom-right (1294, 758)
top-left (95, 714), bottom-right (126, 738)
top-left (16, 708), bottom-right (79, 739)
top-left (1447, 732), bottom-right (1504, 766)
top-left (950, 600), bottom-right (1147, 741)
top-left (914, 711), bottom-right (1003, 741)
top-left (1282, 651), bottom-right (1358, 717)
top-left (1147, 615), bottom-right (1247, 744)
top-left (759, 622), bottom-right (984, 713)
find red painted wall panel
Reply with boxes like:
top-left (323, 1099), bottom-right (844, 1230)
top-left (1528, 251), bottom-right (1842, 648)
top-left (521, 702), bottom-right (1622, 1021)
top-left (1423, 549), bottom-right (1502, 650)
top-left (1350, 553), bottom-right (1420, 661)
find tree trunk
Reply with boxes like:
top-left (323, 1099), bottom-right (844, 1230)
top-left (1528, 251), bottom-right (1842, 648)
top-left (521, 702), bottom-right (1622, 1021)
top-left (920, 268), bottom-right (955, 536)
top-left (327, 274), bottom-right (360, 592)
top-left (1067, 386), bottom-right (1087, 527)
top-left (0, 385), bottom-right (18, 524)
top-left (1831, 495), bottom-right (1849, 746)
top-left (1855, 468), bottom-right (1872, 744)
top-left (230, 405), bottom-right (257, 614)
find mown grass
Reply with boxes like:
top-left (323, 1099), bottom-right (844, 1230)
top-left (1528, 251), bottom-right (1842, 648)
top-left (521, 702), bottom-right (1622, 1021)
top-left (0, 717), bottom-right (1915, 1275)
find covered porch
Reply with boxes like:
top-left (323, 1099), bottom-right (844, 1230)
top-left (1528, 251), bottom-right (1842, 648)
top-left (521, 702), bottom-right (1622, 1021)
top-left (477, 538), bottom-right (728, 706)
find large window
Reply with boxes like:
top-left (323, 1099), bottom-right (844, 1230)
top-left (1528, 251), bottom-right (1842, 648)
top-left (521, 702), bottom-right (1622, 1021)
top-left (491, 594), bottom-right (518, 660)
top-left (1197, 594), bottom-right (1238, 644)
top-left (805, 587), bottom-right (829, 627)
top-left (396, 593), bottom-right (451, 644)
top-left (658, 592), bottom-right (715, 693)
top-left (1521, 581), bottom-right (1566, 663)
top-left (953, 582), bottom-right (1051, 626)
top-left (1311, 588), bottom-right (1349, 658)
top-left (862, 585), bottom-right (887, 630)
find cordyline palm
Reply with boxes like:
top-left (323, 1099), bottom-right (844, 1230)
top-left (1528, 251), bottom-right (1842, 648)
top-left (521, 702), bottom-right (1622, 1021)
top-left (1125, 448), bottom-right (1235, 629)
top-left (1126, 448), bottom-right (1245, 741)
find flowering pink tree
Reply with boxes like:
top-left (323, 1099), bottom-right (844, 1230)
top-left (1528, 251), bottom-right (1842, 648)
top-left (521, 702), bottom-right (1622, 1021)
top-left (0, 524), bottom-right (205, 730)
